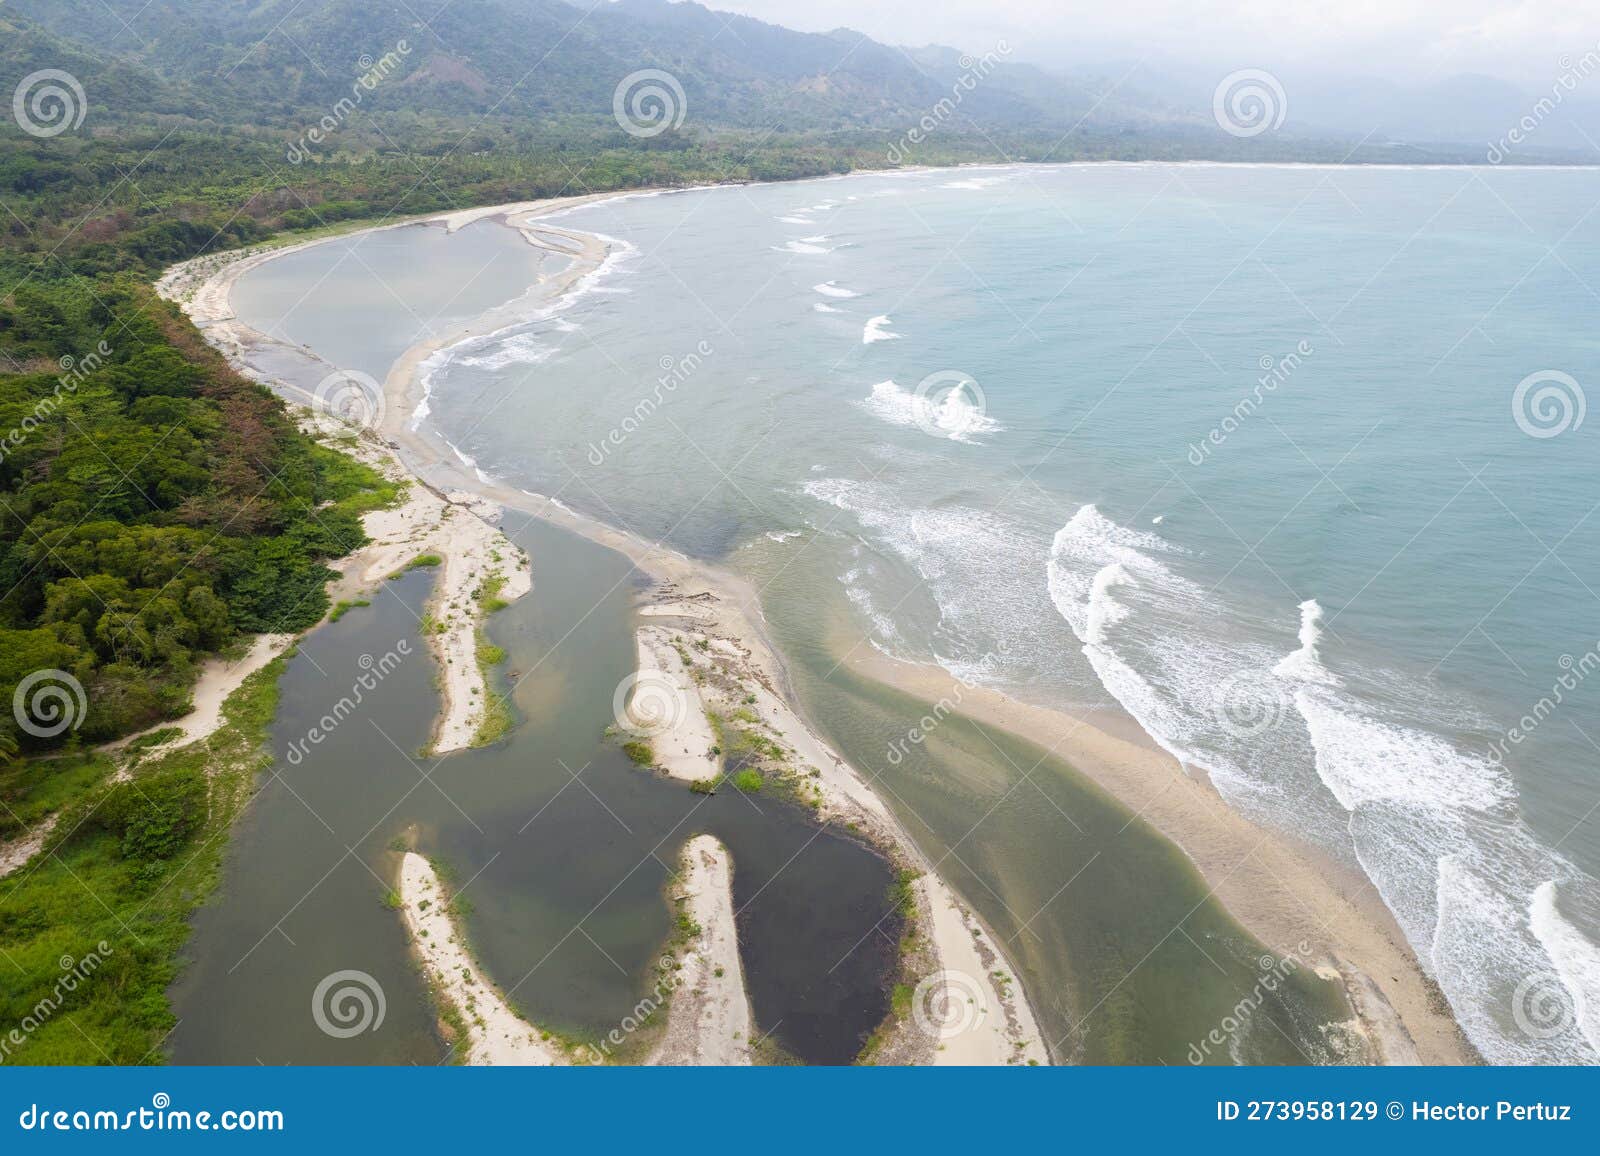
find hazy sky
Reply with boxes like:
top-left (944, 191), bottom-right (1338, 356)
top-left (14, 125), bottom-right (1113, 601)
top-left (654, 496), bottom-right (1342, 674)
top-left (688, 0), bottom-right (1596, 87)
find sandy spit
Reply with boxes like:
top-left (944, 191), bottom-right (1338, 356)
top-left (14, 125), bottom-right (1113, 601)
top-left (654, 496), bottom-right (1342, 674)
top-left (398, 851), bottom-right (565, 1065)
top-left (623, 595), bottom-right (1048, 1064)
top-left (652, 835), bottom-right (754, 1065)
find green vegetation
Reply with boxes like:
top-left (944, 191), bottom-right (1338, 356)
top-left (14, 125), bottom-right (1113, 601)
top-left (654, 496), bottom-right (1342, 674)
top-left (0, 279), bottom-right (393, 754)
top-left (328, 598), bottom-right (370, 622)
top-left (621, 740), bottom-right (655, 768)
top-left (888, 868), bottom-right (921, 918)
top-left (0, 659), bottom-right (283, 1063)
top-left (475, 574), bottom-right (510, 614)
top-left (469, 630), bottom-right (514, 748)
top-left (731, 769), bottom-right (764, 792)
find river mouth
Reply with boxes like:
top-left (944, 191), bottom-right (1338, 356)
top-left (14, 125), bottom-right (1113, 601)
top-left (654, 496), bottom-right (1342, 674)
top-left (174, 179), bottom-right (1404, 1067)
top-left (170, 516), bottom-right (902, 1066)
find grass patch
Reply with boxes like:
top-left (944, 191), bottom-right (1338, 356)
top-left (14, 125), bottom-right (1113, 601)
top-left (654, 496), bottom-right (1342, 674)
top-left (328, 598), bottom-right (371, 623)
top-left (390, 553), bottom-right (442, 579)
top-left (0, 753), bottom-right (112, 841)
top-left (621, 740), bottom-right (655, 767)
top-left (731, 769), bottom-right (763, 792)
top-left (469, 629), bottom-right (514, 748)
top-left (476, 574), bottom-right (510, 614)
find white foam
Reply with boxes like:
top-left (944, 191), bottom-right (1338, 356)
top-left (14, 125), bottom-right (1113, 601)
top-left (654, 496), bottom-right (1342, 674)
top-left (854, 379), bottom-right (1001, 443)
top-left (940, 176), bottom-right (1007, 190)
top-left (839, 562), bottom-right (902, 646)
top-left (1530, 880), bottom-right (1600, 1056)
top-left (862, 315), bottom-right (900, 344)
top-left (814, 281), bottom-right (859, 298)
top-left (814, 302), bottom-right (842, 314)
top-left (777, 215), bottom-right (815, 225)
top-left (775, 239), bottom-right (833, 255)
top-left (412, 227), bottom-right (634, 434)
top-left (455, 331), bottom-right (553, 371)
top-left (1273, 598), bottom-right (1337, 684)
top-left (1294, 690), bottom-right (1514, 816)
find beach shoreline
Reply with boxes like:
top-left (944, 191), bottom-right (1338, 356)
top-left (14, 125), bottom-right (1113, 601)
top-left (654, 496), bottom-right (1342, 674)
top-left (160, 181), bottom-right (1471, 1066)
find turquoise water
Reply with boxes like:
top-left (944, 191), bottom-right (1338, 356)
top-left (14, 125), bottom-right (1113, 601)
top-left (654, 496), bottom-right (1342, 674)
top-left (411, 166), bottom-right (1600, 1064)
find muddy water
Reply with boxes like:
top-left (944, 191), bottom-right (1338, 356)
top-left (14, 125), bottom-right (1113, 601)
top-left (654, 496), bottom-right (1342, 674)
top-left (170, 518), bottom-right (900, 1065)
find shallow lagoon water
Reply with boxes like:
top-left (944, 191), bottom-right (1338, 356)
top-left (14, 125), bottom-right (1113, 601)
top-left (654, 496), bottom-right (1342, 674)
top-left (171, 518), bottom-right (900, 1065)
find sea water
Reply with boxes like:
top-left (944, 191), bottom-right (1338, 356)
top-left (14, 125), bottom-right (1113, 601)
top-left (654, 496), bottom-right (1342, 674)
top-left (410, 165), bottom-right (1600, 1064)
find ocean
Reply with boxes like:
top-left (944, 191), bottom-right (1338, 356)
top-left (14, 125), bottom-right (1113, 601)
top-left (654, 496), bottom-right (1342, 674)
top-left (229, 163), bottom-right (1600, 1064)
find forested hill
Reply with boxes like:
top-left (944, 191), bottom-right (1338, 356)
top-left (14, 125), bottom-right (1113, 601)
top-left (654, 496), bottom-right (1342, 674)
top-left (1, 0), bottom-right (1171, 137)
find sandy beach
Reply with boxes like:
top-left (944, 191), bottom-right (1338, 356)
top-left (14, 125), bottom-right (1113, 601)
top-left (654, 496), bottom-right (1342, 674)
top-left (159, 190), bottom-right (1472, 1066)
